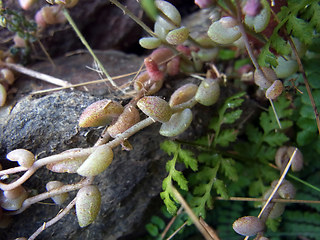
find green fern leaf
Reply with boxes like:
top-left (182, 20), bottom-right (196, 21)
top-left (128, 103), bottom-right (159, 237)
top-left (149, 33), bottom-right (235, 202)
top-left (160, 140), bottom-right (179, 155)
top-left (214, 179), bottom-right (229, 199)
top-left (287, 15), bottom-right (314, 45)
top-left (171, 169), bottom-right (188, 191)
top-left (160, 189), bottom-right (177, 215)
top-left (223, 109), bottom-right (243, 124)
top-left (263, 132), bottom-right (289, 147)
top-left (178, 149), bottom-right (198, 171)
top-left (270, 34), bottom-right (291, 56)
top-left (215, 129), bottom-right (238, 147)
top-left (220, 158), bottom-right (238, 181)
top-left (258, 45), bottom-right (278, 67)
top-left (145, 223), bottom-right (159, 237)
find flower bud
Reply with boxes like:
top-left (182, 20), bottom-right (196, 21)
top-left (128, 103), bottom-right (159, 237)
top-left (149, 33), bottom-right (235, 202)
top-left (137, 96), bottom-right (172, 123)
top-left (77, 145), bottom-right (113, 177)
top-left (6, 149), bottom-right (35, 168)
top-left (46, 181), bottom-right (68, 205)
top-left (195, 78), bottom-right (220, 106)
top-left (79, 99), bottom-right (124, 127)
top-left (233, 216), bottom-right (265, 236)
top-left (76, 185), bottom-right (101, 227)
top-left (159, 108), bottom-right (193, 137)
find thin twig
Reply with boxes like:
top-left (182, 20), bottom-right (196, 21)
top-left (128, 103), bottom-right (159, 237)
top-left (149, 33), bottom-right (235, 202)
top-left (171, 185), bottom-right (216, 240)
top-left (215, 196), bottom-right (320, 205)
top-left (258, 148), bottom-right (297, 218)
top-left (28, 196), bottom-right (77, 240)
top-left (166, 221), bottom-right (188, 240)
top-left (62, 9), bottom-right (123, 93)
top-left (0, 62), bottom-right (70, 87)
top-left (161, 207), bottom-right (183, 239)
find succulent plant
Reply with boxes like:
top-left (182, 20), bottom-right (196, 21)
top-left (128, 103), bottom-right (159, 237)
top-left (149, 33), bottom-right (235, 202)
top-left (244, 4), bottom-right (270, 32)
top-left (0, 83), bottom-right (7, 107)
top-left (134, 71), bottom-right (164, 96)
top-left (233, 216), bottom-right (265, 236)
top-left (155, 0), bottom-right (181, 31)
top-left (107, 105), bottom-right (140, 138)
top-left (273, 56), bottom-right (298, 79)
top-left (265, 80), bottom-right (283, 100)
top-left (137, 96), bottom-right (172, 123)
top-left (6, 149), bottom-right (35, 168)
top-left (35, 6), bottom-right (66, 29)
top-left (1, 186), bottom-right (28, 211)
top-left (287, 146), bottom-right (303, 172)
top-left (159, 108), bottom-right (193, 137)
top-left (46, 181), bottom-right (68, 205)
top-left (169, 83), bottom-right (198, 110)
top-left (254, 67), bottom-right (277, 89)
top-left (77, 145), bottom-right (114, 177)
top-left (208, 17), bottom-right (241, 44)
top-left (139, 37), bottom-right (162, 49)
top-left (46, 152), bottom-right (87, 173)
top-left (165, 26), bottom-right (190, 45)
top-left (76, 185), bottom-right (101, 227)
top-left (0, 68), bottom-right (15, 85)
top-left (195, 78), bottom-right (220, 106)
top-left (78, 99), bottom-right (124, 128)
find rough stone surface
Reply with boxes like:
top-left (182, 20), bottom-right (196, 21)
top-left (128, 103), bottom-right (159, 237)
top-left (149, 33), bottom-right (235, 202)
top-left (0, 50), bottom-right (213, 240)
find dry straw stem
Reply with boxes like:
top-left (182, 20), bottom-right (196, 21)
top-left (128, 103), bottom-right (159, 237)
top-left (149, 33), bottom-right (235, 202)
top-left (171, 185), bottom-right (220, 240)
top-left (62, 8), bottom-right (124, 94)
top-left (0, 62), bottom-right (71, 87)
top-left (243, 148), bottom-right (298, 240)
top-left (160, 207), bottom-right (183, 239)
top-left (28, 197), bottom-right (77, 240)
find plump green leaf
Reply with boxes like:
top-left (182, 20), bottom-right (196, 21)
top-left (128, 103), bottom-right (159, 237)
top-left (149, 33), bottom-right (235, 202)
top-left (145, 223), bottom-right (159, 237)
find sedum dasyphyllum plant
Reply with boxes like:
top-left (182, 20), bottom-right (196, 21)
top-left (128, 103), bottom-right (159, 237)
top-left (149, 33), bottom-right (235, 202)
top-left (0, 0), bottom-right (319, 239)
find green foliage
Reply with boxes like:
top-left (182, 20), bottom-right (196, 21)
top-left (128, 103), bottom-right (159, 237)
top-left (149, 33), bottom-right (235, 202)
top-left (188, 92), bottom-right (245, 218)
top-left (235, 96), bottom-right (292, 196)
top-left (258, 0), bottom-right (320, 67)
top-left (0, 7), bottom-right (37, 42)
top-left (160, 141), bottom-right (198, 215)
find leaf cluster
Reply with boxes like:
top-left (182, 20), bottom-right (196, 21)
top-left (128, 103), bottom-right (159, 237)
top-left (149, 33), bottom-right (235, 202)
top-left (258, 0), bottom-right (320, 67)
